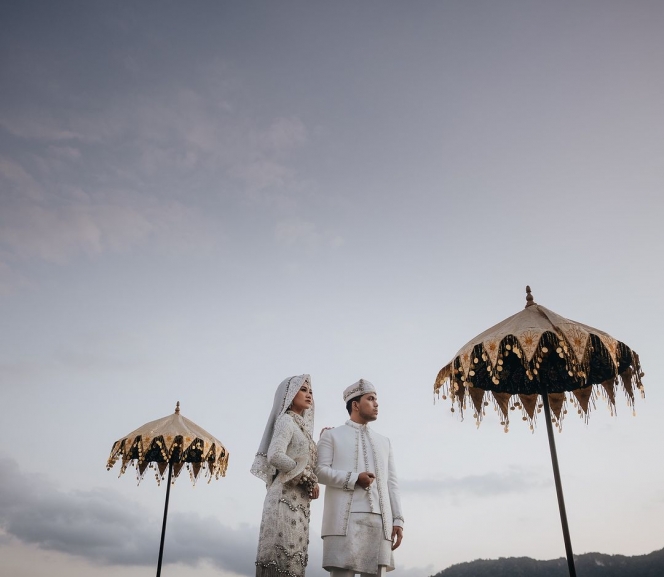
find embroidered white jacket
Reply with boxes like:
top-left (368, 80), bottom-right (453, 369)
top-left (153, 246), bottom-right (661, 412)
top-left (316, 421), bottom-right (404, 540)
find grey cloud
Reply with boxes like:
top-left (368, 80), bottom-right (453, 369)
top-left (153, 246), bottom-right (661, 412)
top-left (0, 94), bottom-right (311, 271)
top-left (1, 9), bottom-right (317, 274)
top-left (401, 468), bottom-right (549, 496)
top-left (0, 116), bottom-right (87, 144)
top-left (230, 159), bottom-right (297, 193)
top-left (47, 145), bottom-right (82, 161)
top-left (0, 6), bottom-right (314, 201)
top-left (0, 188), bottom-right (222, 269)
top-left (0, 261), bottom-right (32, 297)
top-left (2, 81), bottom-right (308, 196)
top-left (274, 219), bottom-right (345, 253)
top-left (0, 200), bottom-right (153, 263)
top-left (259, 117), bottom-right (308, 155)
top-left (0, 457), bottom-right (256, 574)
top-left (0, 458), bottom-right (434, 577)
top-left (275, 219), bottom-right (320, 248)
top-left (0, 156), bottom-right (45, 201)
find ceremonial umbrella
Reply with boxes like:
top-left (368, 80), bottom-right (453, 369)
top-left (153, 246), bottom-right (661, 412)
top-left (107, 402), bottom-right (229, 577)
top-left (434, 287), bottom-right (644, 577)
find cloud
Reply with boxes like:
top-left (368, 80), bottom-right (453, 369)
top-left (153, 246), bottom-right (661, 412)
top-left (0, 457), bottom-right (257, 574)
top-left (47, 145), bottom-right (82, 161)
top-left (0, 200), bottom-right (153, 263)
top-left (0, 115), bottom-right (87, 143)
top-left (0, 182), bottom-right (221, 270)
top-left (228, 117), bottom-right (308, 194)
top-left (2, 86), bottom-right (309, 197)
top-left (0, 39), bottom-right (319, 272)
top-left (0, 156), bottom-right (45, 201)
top-left (0, 331), bottom-right (152, 382)
top-left (0, 260), bottom-right (32, 296)
top-left (0, 458), bottom-right (435, 577)
top-left (275, 219), bottom-right (321, 248)
top-left (400, 468), bottom-right (549, 496)
top-left (0, 87), bottom-right (313, 273)
top-left (274, 219), bottom-right (345, 252)
top-left (231, 158), bottom-right (297, 193)
top-left (259, 117), bottom-right (308, 154)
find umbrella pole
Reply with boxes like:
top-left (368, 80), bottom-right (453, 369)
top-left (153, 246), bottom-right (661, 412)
top-left (156, 462), bottom-right (173, 577)
top-left (540, 389), bottom-right (577, 577)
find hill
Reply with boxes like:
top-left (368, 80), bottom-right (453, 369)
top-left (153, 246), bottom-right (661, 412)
top-left (432, 548), bottom-right (664, 577)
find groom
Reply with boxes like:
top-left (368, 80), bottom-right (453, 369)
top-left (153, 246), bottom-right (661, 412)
top-left (316, 379), bottom-right (404, 577)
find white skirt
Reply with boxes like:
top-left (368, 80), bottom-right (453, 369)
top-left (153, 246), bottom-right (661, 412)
top-left (322, 513), bottom-right (394, 574)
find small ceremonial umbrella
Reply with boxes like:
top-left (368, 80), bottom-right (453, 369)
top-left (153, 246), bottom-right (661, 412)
top-left (107, 402), bottom-right (229, 577)
top-left (434, 287), bottom-right (644, 577)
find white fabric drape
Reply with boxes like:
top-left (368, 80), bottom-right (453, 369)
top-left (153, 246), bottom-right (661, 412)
top-left (251, 374), bottom-right (314, 486)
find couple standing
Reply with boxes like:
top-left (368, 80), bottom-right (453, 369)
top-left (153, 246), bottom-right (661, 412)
top-left (250, 375), bottom-right (404, 577)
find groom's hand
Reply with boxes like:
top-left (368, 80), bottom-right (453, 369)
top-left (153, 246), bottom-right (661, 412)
top-left (357, 472), bottom-right (375, 489)
top-left (391, 526), bottom-right (403, 550)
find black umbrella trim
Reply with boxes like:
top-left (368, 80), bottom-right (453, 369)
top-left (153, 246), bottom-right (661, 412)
top-left (107, 435), bottom-right (229, 485)
top-left (435, 330), bottom-right (644, 431)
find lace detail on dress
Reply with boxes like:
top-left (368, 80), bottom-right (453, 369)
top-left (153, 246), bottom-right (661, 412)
top-left (279, 497), bottom-right (311, 518)
top-left (257, 540), bottom-right (307, 576)
top-left (256, 413), bottom-right (316, 577)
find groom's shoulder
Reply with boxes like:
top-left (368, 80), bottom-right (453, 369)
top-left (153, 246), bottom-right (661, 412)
top-left (332, 422), bottom-right (354, 435)
top-left (320, 423), bottom-right (353, 440)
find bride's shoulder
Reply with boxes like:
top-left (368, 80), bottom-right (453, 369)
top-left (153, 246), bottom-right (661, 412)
top-left (270, 413), bottom-right (295, 440)
top-left (277, 411), bottom-right (293, 422)
top-left (277, 411), bottom-right (299, 428)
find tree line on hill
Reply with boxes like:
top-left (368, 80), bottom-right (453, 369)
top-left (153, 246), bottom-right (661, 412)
top-left (431, 547), bottom-right (664, 577)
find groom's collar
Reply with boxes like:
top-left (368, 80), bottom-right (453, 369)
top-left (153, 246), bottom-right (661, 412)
top-left (345, 419), bottom-right (369, 430)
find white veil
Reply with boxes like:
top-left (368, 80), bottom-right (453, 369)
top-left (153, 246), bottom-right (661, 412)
top-left (250, 374), bottom-right (314, 486)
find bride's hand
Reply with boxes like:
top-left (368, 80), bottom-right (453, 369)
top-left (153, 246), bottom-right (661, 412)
top-left (310, 483), bottom-right (320, 500)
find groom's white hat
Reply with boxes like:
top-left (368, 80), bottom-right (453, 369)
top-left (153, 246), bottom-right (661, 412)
top-left (343, 378), bottom-right (376, 403)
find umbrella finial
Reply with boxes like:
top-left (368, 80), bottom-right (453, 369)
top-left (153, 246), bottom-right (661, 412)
top-left (525, 285), bottom-right (535, 308)
top-left (175, 401), bottom-right (180, 414)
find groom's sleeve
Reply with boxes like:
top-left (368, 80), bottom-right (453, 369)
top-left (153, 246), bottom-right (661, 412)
top-left (387, 440), bottom-right (404, 527)
top-left (315, 430), bottom-right (358, 491)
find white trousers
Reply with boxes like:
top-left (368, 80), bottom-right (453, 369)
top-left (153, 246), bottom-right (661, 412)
top-left (330, 568), bottom-right (386, 577)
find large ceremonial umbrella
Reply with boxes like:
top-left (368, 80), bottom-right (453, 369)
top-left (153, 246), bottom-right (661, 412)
top-left (107, 402), bottom-right (229, 577)
top-left (434, 287), bottom-right (644, 577)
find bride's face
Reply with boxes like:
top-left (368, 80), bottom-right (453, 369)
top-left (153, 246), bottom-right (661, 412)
top-left (290, 382), bottom-right (313, 415)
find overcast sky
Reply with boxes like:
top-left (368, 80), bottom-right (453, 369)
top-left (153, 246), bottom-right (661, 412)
top-left (1, 2), bottom-right (663, 576)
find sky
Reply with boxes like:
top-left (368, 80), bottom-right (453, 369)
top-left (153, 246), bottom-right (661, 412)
top-left (1, 1), bottom-right (663, 576)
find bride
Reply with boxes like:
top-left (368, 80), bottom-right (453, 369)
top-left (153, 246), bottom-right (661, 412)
top-left (251, 374), bottom-right (319, 576)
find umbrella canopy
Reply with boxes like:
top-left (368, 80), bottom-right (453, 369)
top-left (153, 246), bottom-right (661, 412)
top-left (433, 287), bottom-right (646, 577)
top-left (434, 287), bottom-right (645, 431)
top-left (107, 402), bottom-right (229, 484)
top-left (107, 402), bottom-right (229, 577)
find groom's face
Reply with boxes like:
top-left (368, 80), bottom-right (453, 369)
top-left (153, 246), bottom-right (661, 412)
top-left (355, 393), bottom-right (379, 422)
